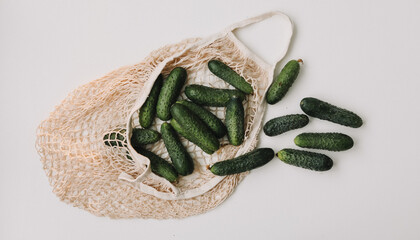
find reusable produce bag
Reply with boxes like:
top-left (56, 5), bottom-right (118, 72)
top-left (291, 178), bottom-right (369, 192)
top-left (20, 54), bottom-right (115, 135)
top-left (36, 11), bottom-right (293, 219)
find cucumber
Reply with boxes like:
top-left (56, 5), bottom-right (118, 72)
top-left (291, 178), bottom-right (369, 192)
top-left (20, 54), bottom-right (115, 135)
top-left (185, 84), bottom-right (246, 107)
top-left (225, 96), bottom-right (244, 146)
top-left (170, 119), bottom-right (214, 154)
top-left (156, 67), bottom-right (187, 120)
top-left (104, 128), bottom-right (160, 148)
top-left (210, 148), bottom-right (274, 176)
top-left (177, 100), bottom-right (226, 138)
top-left (103, 128), bottom-right (126, 147)
top-left (300, 97), bottom-right (363, 128)
top-left (208, 60), bottom-right (253, 94)
top-left (139, 74), bottom-right (164, 128)
top-left (161, 122), bottom-right (194, 176)
top-left (263, 114), bottom-right (309, 136)
top-left (170, 103), bottom-right (220, 154)
top-left (130, 128), bottom-right (160, 148)
top-left (294, 132), bottom-right (354, 151)
top-left (266, 59), bottom-right (302, 104)
top-left (277, 148), bottom-right (333, 171)
top-left (133, 147), bottom-right (178, 182)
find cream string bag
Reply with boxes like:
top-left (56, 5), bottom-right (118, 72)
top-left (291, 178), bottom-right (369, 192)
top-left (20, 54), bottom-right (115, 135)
top-left (36, 11), bottom-right (293, 219)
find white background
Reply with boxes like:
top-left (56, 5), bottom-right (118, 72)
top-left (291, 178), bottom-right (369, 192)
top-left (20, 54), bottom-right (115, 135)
top-left (1, 0), bottom-right (420, 239)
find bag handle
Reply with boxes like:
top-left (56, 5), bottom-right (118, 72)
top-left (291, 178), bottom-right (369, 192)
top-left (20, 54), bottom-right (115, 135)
top-left (224, 11), bottom-right (293, 68)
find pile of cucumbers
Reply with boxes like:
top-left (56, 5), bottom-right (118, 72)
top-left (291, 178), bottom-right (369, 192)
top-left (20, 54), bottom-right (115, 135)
top-left (263, 59), bottom-right (363, 171)
top-left (104, 58), bottom-right (363, 183)
top-left (265, 97), bottom-right (362, 171)
top-left (104, 60), bottom-right (260, 182)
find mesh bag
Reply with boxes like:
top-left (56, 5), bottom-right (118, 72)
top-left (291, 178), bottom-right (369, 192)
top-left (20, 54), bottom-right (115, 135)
top-left (35, 11), bottom-right (293, 219)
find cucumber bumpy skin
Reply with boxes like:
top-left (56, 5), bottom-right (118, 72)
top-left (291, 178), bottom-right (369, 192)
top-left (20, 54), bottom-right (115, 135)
top-left (177, 100), bottom-right (226, 138)
top-left (161, 122), bottom-right (194, 176)
top-left (277, 148), bottom-right (333, 171)
top-left (170, 119), bottom-right (213, 154)
top-left (294, 132), bottom-right (354, 151)
top-left (170, 103), bottom-right (220, 154)
top-left (133, 147), bottom-right (178, 182)
top-left (210, 148), bottom-right (275, 176)
top-left (156, 67), bottom-right (187, 121)
top-left (139, 74), bottom-right (164, 128)
top-left (208, 60), bottom-right (253, 94)
top-left (184, 84), bottom-right (246, 107)
top-left (266, 59), bottom-right (302, 104)
top-left (130, 128), bottom-right (161, 148)
top-left (225, 96), bottom-right (245, 146)
top-left (300, 97), bottom-right (363, 128)
top-left (263, 114), bottom-right (309, 136)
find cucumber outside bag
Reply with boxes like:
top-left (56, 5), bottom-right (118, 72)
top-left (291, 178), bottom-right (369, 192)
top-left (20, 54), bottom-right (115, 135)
top-left (36, 11), bottom-right (293, 219)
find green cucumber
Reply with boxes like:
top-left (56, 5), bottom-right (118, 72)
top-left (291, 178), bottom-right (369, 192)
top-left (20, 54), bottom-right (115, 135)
top-left (170, 103), bottom-right (220, 154)
top-left (300, 97), bottom-right (363, 128)
top-left (156, 67), bottom-right (187, 120)
top-left (225, 96), bottom-right (244, 146)
top-left (277, 148), bottom-right (333, 171)
top-left (130, 128), bottom-right (160, 148)
top-left (263, 114), bottom-right (309, 136)
top-left (170, 119), bottom-right (214, 154)
top-left (161, 122), bottom-right (194, 176)
top-left (139, 74), bottom-right (164, 128)
top-left (210, 148), bottom-right (275, 176)
top-left (185, 84), bottom-right (246, 107)
top-left (177, 100), bottom-right (226, 138)
top-left (104, 128), bottom-right (160, 148)
top-left (294, 132), bottom-right (354, 151)
top-left (266, 59), bottom-right (302, 104)
top-left (133, 147), bottom-right (178, 182)
top-left (208, 60), bottom-right (253, 94)
top-left (103, 128), bottom-right (126, 147)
